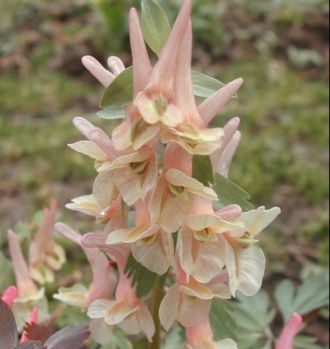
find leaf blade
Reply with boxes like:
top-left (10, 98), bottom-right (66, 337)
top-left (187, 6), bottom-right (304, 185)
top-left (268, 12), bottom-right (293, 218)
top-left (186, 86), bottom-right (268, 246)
top-left (141, 0), bottom-right (171, 55)
top-left (192, 155), bottom-right (214, 186)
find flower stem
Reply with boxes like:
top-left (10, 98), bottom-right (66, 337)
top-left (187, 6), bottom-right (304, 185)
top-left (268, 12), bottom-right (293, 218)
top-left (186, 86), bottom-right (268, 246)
top-left (149, 278), bottom-right (163, 349)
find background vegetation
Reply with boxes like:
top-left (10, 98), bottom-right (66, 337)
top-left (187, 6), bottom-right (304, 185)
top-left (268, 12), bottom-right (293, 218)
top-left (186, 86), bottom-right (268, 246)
top-left (0, 0), bottom-right (328, 347)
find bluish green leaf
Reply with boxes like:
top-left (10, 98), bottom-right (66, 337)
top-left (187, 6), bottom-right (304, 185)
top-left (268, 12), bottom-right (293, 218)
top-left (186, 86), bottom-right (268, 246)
top-left (192, 155), bottom-right (214, 186)
top-left (213, 174), bottom-right (254, 211)
top-left (275, 272), bottom-right (329, 322)
top-left (141, 0), bottom-right (171, 55)
top-left (192, 71), bottom-right (226, 99)
top-left (100, 67), bottom-right (134, 109)
top-left (294, 336), bottom-right (323, 349)
top-left (210, 299), bottom-right (238, 342)
top-left (97, 106), bottom-right (126, 120)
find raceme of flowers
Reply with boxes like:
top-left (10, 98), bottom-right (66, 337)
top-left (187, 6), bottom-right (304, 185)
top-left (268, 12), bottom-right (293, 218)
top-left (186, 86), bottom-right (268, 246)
top-left (2, 0), bottom-right (285, 348)
top-left (56, 0), bottom-right (281, 346)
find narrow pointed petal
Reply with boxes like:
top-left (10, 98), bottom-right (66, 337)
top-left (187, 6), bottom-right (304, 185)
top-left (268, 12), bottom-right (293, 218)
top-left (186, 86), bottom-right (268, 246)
top-left (81, 55), bottom-right (115, 87)
top-left (211, 117), bottom-right (240, 170)
top-left (7, 230), bottom-right (37, 296)
top-left (149, 0), bottom-right (192, 91)
top-left (216, 130), bottom-right (241, 177)
top-left (276, 313), bottom-right (303, 349)
top-left (198, 78), bottom-right (244, 126)
top-left (55, 223), bottom-right (82, 246)
top-left (129, 8), bottom-right (153, 95)
top-left (174, 21), bottom-right (201, 125)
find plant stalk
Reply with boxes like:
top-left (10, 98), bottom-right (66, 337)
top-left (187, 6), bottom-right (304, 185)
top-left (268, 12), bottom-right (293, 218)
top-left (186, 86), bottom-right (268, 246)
top-left (149, 278), bottom-right (163, 349)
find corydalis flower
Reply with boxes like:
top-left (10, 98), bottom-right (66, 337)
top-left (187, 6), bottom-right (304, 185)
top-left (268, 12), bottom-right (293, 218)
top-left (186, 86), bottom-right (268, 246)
top-left (87, 248), bottom-right (155, 342)
top-left (7, 230), bottom-right (49, 330)
top-left (113, 0), bottom-right (243, 156)
top-left (29, 200), bottom-right (65, 285)
top-left (159, 264), bottom-right (230, 331)
top-left (54, 223), bottom-right (116, 308)
top-left (106, 199), bottom-right (175, 275)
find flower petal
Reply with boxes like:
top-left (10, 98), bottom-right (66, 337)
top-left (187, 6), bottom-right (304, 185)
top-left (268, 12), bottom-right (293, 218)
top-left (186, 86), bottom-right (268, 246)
top-left (159, 285), bottom-right (181, 331)
top-left (87, 299), bottom-right (113, 319)
top-left (225, 242), bottom-right (266, 296)
top-left (68, 141), bottom-right (108, 161)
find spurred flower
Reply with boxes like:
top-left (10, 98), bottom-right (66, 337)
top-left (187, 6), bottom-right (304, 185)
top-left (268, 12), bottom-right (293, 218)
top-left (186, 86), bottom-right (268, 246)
top-left (159, 264), bottom-right (230, 331)
top-left (276, 314), bottom-right (303, 349)
top-left (54, 223), bottom-right (116, 308)
top-left (29, 200), bottom-right (65, 285)
top-left (7, 230), bottom-right (49, 330)
top-left (106, 199), bottom-right (174, 275)
top-left (220, 206), bottom-right (281, 296)
top-left (87, 252), bottom-right (155, 342)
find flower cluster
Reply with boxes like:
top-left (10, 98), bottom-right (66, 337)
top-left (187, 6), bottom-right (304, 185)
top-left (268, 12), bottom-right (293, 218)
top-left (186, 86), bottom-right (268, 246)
top-left (52, 0), bottom-right (281, 347)
top-left (5, 200), bottom-right (64, 330)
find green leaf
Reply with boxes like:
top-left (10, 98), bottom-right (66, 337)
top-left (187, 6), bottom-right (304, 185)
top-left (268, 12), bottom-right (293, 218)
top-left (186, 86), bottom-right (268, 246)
top-left (141, 0), bottom-right (171, 56)
top-left (162, 325), bottom-right (185, 349)
top-left (210, 299), bottom-right (238, 342)
top-left (100, 67), bottom-right (134, 109)
top-left (192, 155), bottom-right (214, 186)
top-left (275, 272), bottom-right (329, 322)
top-left (97, 106), bottom-right (126, 120)
top-left (213, 174), bottom-right (254, 211)
top-left (0, 252), bottom-right (14, 291)
top-left (125, 253), bottom-right (158, 298)
top-left (294, 336), bottom-right (323, 349)
top-left (192, 71), bottom-right (226, 99)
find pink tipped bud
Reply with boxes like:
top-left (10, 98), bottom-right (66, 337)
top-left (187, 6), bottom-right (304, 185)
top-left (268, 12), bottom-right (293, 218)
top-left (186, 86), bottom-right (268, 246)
top-left (276, 313), bottom-right (303, 349)
top-left (1, 286), bottom-right (18, 308)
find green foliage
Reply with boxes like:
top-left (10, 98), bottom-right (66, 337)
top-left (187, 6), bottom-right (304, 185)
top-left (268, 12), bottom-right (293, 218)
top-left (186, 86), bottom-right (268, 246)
top-left (141, 0), bottom-right (171, 55)
top-left (213, 174), bottom-right (254, 211)
top-left (275, 271), bottom-right (330, 322)
top-left (210, 299), bottom-right (238, 342)
top-left (294, 336), bottom-right (323, 349)
top-left (0, 252), bottom-right (14, 291)
top-left (192, 155), bottom-right (214, 186)
top-left (125, 253), bottom-right (158, 298)
top-left (100, 67), bottom-right (134, 109)
top-left (192, 71), bottom-right (225, 99)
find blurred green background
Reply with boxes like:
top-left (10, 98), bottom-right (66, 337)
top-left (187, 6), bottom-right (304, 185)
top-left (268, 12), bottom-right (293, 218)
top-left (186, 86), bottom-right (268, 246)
top-left (0, 0), bottom-right (329, 345)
